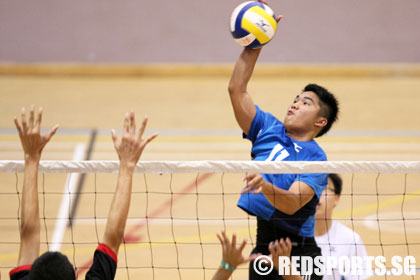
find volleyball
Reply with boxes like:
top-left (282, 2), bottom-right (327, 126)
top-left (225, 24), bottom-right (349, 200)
top-left (230, 1), bottom-right (278, 48)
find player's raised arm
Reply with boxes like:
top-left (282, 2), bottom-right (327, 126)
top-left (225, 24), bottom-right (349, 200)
top-left (228, 0), bottom-right (282, 135)
top-left (14, 105), bottom-right (59, 267)
top-left (228, 48), bottom-right (260, 135)
top-left (102, 112), bottom-right (157, 255)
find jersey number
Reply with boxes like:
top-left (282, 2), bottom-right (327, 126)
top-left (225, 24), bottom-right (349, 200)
top-left (266, 143), bottom-right (290, 162)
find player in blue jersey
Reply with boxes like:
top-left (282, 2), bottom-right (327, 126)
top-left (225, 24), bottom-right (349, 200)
top-left (228, 46), bottom-right (339, 279)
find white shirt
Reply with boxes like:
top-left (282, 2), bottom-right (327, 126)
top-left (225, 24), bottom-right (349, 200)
top-left (315, 220), bottom-right (372, 280)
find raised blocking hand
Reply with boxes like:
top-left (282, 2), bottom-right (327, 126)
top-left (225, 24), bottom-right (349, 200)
top-left (111, 112), bottom-right (158, 168)
top-left (14, 105), bottom-right (59, 160)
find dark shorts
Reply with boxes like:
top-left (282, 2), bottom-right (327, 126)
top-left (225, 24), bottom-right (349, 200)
top-left (249, 218), bottom-right (323, 280)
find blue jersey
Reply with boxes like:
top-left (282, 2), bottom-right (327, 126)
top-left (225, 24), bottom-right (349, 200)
top-left (237, 105), bottom-right (328, 237)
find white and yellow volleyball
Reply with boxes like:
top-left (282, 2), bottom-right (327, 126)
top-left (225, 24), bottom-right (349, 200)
top-left (230, 1), bottom-right (278, 48)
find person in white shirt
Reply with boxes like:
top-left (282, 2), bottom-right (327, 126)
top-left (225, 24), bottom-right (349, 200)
top-left (315, 174), bottom-right (372, 280)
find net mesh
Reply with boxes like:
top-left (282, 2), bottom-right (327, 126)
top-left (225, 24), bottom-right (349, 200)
top-left (1, 160), bottom-right (419, 279)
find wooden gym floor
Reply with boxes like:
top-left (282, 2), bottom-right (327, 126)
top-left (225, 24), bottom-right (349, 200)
top-left (0, 66), bottom-right (420, 279)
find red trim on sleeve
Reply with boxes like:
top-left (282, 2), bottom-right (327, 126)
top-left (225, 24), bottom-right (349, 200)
top-left (97, 243), bottom-right (118, 264)
top-left (9, 264), bottom-right (32, 276)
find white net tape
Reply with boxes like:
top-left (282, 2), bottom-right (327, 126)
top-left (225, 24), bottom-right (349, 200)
top-left (0, 160), bottom-right (419, 174)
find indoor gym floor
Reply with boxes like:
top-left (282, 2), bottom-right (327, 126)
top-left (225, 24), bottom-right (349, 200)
top-left (0, 70), bottom-right (420, 279)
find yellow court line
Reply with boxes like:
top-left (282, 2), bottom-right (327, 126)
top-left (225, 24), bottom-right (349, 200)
top-left (333, 189), bottom-right (420, 219)
top-left (1, 135), bottom-right (420, 143)
top-left (0, 228), bottom-right (254, 262)
top-left (2, 189), bottom-right (419, 262)
top-left (0, 135), bottom-right (91, 142)
top-left (1, 63), bottom-right (420, 77)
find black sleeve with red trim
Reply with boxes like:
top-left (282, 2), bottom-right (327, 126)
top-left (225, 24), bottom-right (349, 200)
top-left (85, 244), bottom-right (118, 280)
top-left (9, 264), bottom-right (31, 280)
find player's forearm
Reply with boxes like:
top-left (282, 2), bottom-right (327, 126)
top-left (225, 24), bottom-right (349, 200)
top-left (228, 48), bottom-right (260, 134)
top-left (261, 185), bottom-right (303, 215)
top-left (103, 164), bottom-right (134, 253)
top-left (211, 266), bottom-right (233, 280)
top-left (18, 158), bottom-right (41, 266)
top-left (20, 158), bottom-right (40, 236)
top-left (228, 48), bottom-right (261, 94)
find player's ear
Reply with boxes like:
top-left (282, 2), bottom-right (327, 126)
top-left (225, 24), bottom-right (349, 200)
top-left (333, 194), bottom-right (340, 208)
top-left (315, 117), bottom-right (327, 128)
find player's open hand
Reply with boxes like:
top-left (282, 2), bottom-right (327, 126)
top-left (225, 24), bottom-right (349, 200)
top-left (111, 112), bottom-right (158, 168)
top-left (216, 231), bottom-right (257, 269)
top-left (242, 173), bottom-right (272, 194)
top-left (14, 105), bottom-right (59, 160)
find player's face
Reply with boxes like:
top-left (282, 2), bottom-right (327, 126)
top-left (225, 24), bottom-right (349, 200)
top-left (283, 91), bottom-right (325, 136)
top-left (315, 177), bottom-right (339, 220)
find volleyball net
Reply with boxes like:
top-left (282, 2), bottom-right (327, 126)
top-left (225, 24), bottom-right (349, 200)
top-left (0, 160), bottom-right (419, 279)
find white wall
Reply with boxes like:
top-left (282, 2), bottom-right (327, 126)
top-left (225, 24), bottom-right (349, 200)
top-left (1, 0), bottom-right (419, 63)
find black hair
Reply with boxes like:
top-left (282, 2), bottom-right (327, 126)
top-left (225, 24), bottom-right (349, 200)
top-left (328, 173), bottom-right (342, 195)
top-left (303, 84), bottom-right (339, 137)
top-left (29, 251), bottom-right (75, 280)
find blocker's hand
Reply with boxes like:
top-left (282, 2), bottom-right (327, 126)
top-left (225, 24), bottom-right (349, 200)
top-left (269, 238), bottom-right (293, 271)
top-left (216, 231), bottom-right (257, 269)
top-left (14, 105), bottom-right (59, 160)
top-left (111, 112), bottom-right (158, 168)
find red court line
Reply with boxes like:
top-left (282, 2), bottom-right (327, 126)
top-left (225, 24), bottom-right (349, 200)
top-left (76, 173), bottom-right (213, 277)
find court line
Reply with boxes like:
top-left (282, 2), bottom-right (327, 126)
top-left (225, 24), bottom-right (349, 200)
top-left (364, 212), bottom-right (420, 233)
top-left (0, 175), bottom-right (215, 271)
top-left (333, 189), bottom-right (420, 219)
top-left (64, 184), bottom-right (420, 228)
top-left (50, 143), bottom-right (86, 252)
top-left (86, 188), bottom-right (420, 254)
top-left (92, 188), bottom-right (420, 254)
top-left (1, 135), bottom-right (420, 144)
top-left (125, 173), bottom-right (214, 238)
top-left (75, 173), bottom-right (214, 277)
top-left (1, 128), bottom-right (420, 137)
top-left (73, 218), bottom-right (256, 226)
top-left (1, 188), bottom-right (419, 263)
top-left (69, 129), bottom-right (98, 225)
